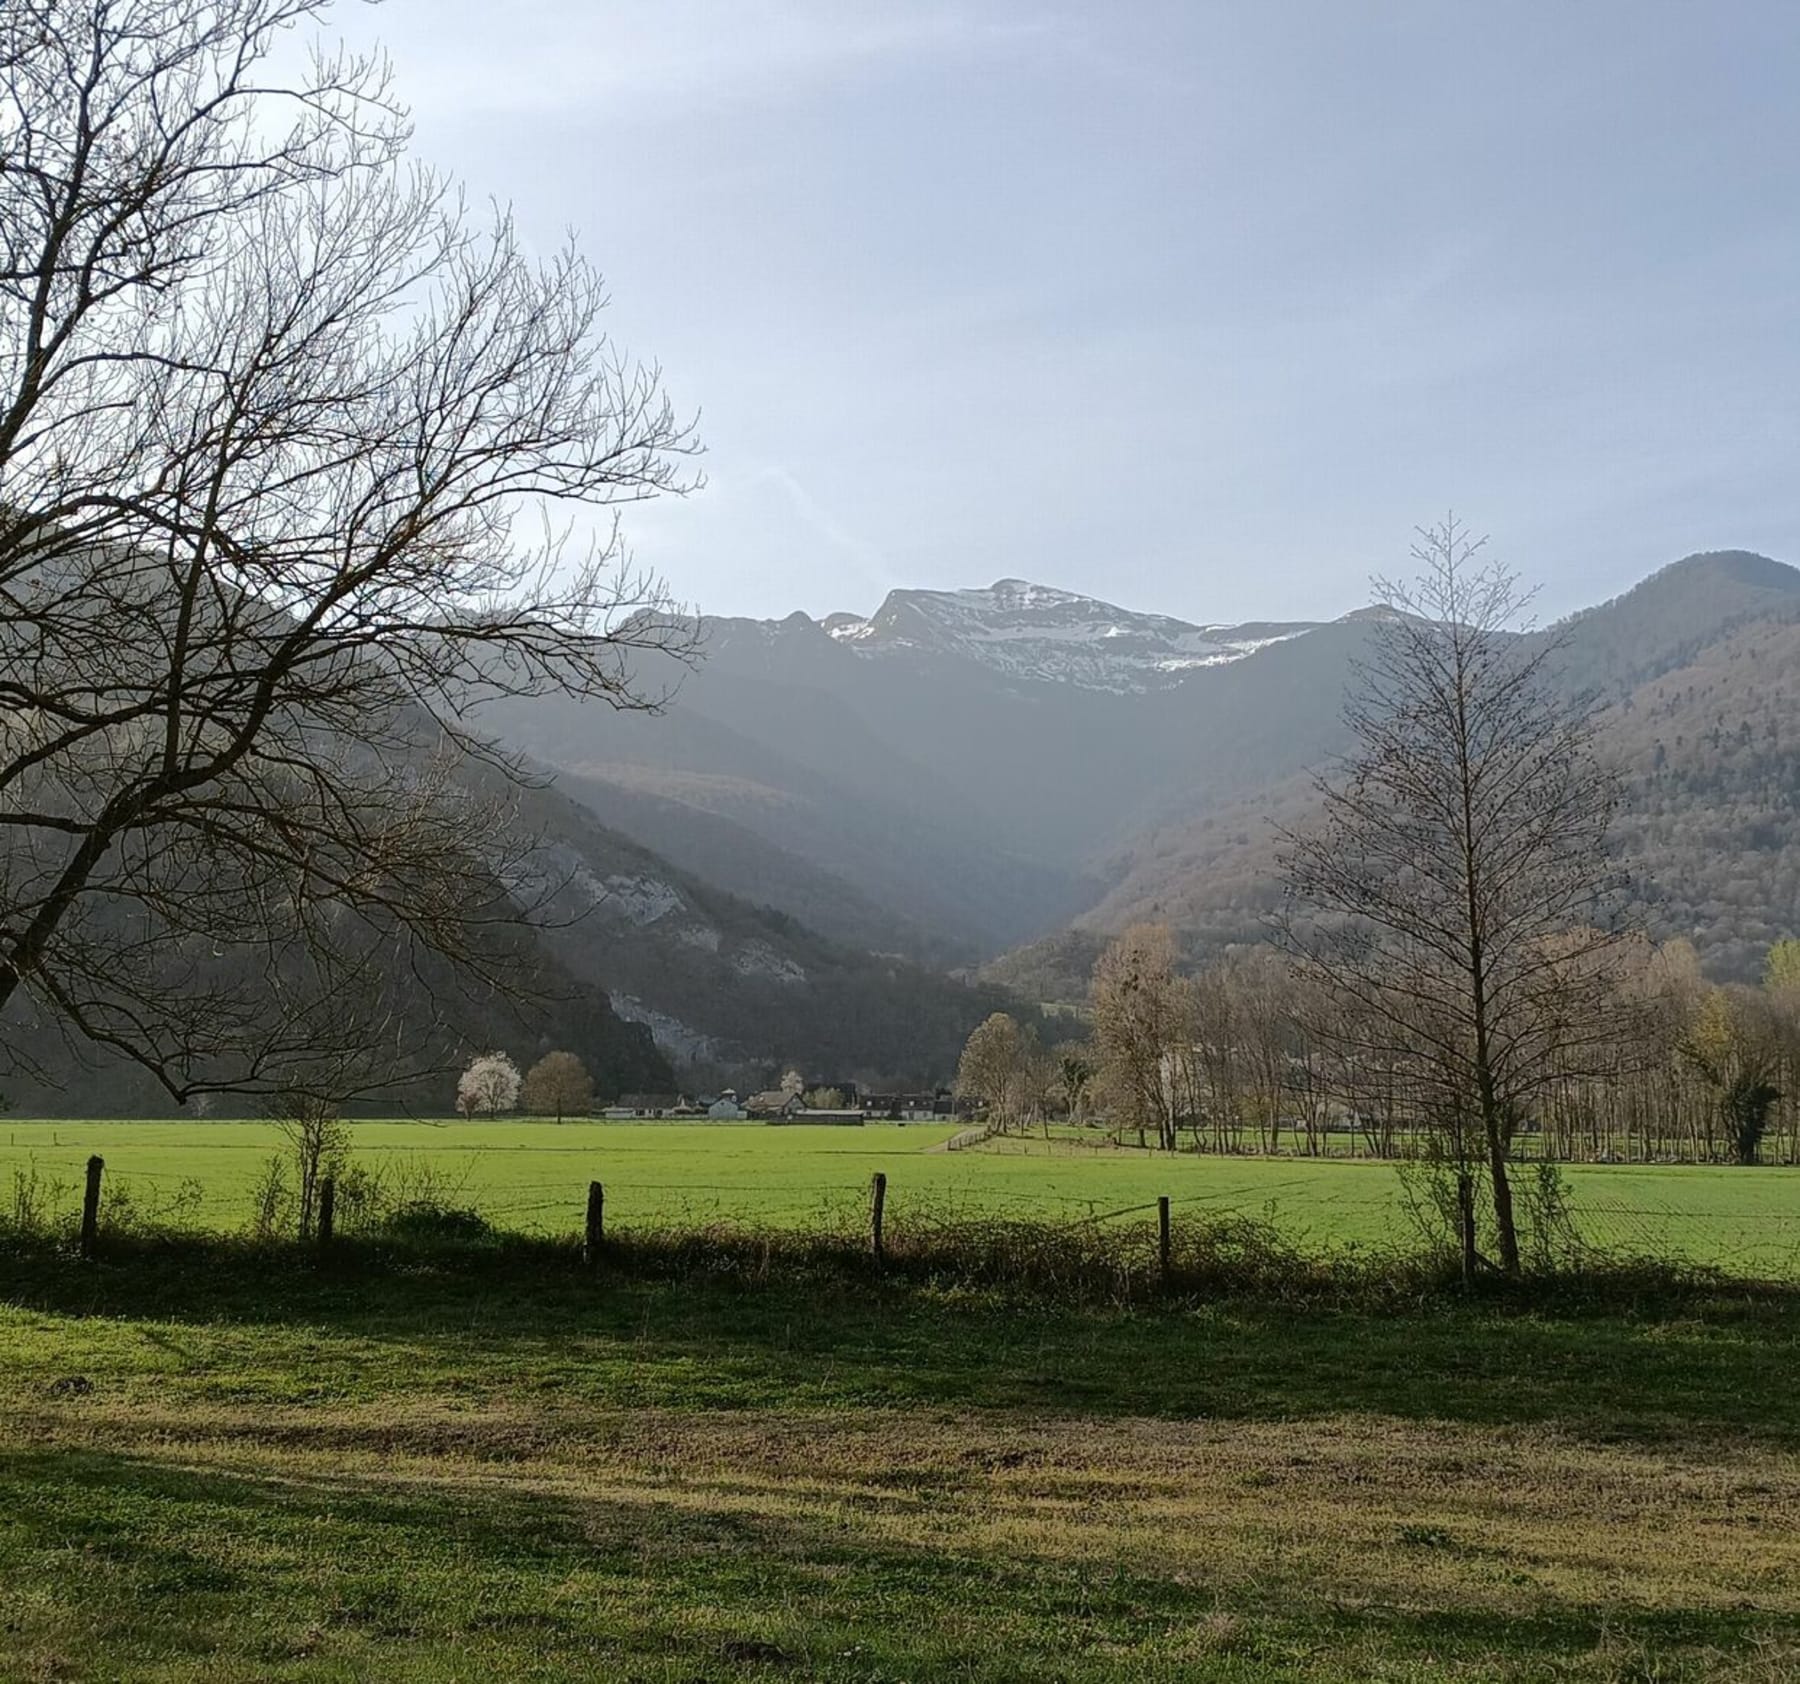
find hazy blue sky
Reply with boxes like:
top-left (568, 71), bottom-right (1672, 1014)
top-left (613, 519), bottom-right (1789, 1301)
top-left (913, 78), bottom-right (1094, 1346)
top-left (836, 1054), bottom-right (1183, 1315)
top-left (327, 1), bottom-right (1800, 624)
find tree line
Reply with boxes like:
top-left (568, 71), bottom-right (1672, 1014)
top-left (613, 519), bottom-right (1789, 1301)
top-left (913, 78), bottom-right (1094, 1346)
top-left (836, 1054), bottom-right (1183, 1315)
top-left (960, 931), bottom-right (1800, 1161)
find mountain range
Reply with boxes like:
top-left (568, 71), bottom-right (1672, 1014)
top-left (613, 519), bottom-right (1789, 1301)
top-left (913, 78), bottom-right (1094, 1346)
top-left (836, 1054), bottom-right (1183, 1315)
top-left (487, 549), bottom-right (1800, 1032)
top-left (820, 578), bottom-right (1326, 692)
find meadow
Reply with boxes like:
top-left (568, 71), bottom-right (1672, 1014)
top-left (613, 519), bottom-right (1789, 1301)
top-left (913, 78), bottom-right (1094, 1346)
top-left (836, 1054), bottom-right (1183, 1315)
top-left (5, 1117), bottom-right (1800, 1276)
top-left (3, 1234), bottom-right (1799, 1681)
top-left (6, 1123), bottom-right (1800, 1678)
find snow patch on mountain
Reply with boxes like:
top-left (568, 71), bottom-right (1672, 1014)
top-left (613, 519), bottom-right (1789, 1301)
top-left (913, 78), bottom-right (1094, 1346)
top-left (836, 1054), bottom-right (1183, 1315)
top-left (824, 578), bottom-right (1321, 692)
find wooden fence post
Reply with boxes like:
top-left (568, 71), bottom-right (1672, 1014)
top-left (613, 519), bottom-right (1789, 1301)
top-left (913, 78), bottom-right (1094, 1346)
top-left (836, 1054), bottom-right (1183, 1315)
top-left (870, 1171), bottom-right (887, 1265)
top-left (1158, 1195), bottom-right (1172, 1284)
top-left (316, 1176), bottom-right (335, 1247)
top-left (584, 1181), bottom-right (605, 1267)
top-left (79, 1156), bottom-right (103, 1260)
top-left (1457, 1171), bottom-right (1477, 1288)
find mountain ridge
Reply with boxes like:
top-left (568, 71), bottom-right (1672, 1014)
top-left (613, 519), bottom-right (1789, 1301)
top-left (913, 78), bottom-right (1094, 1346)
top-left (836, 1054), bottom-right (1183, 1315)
top-left (807, 577), bottom-right (1329, 693)
top-left (485, 547), bottom-right (1800, 1047)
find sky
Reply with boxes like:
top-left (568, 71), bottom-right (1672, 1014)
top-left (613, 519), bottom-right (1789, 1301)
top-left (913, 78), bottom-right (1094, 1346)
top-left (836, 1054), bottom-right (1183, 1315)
top-left (319, 0), bottom-right (1800, 625)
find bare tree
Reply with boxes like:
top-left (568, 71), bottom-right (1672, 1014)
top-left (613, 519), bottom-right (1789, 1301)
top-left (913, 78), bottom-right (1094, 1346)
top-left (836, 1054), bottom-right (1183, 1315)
top-left (1188, 962), bottom-right (1244, 1152)
top-left (521, 1050), bottom-right (592, 1123)
top-left (1091, 924), bottom-right (1194, 1152)
top-left (1019, 1037), bottom-right (1058, 1138)
top-left (1283, 976), bottom-right (1338, 1158)
top-left (955, 1011), bottom-right (1034, 1131)
top-left (0, 1), bottom-right (697, 1103)
top-left (1279, 517), bottom-right (1623, 1275)
top-left (1052, 1040), bottom-right (1095, 1124)
top-left (1225, 947), bottom-right (1295, 1154)
top-left (267, 1089), bottom-right (348, 1239)
top-left (262, 1009), bottom-right (401, 1233)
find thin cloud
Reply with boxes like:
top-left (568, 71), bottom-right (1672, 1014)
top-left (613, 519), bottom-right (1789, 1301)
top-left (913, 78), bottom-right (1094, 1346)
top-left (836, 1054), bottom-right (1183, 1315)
top-left (349, 2), bottom-right (1066, 120)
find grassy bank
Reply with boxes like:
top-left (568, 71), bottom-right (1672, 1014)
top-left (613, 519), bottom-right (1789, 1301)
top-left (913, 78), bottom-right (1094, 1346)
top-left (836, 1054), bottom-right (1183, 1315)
top-left (2, 1235), bottom-right (1798, 1680)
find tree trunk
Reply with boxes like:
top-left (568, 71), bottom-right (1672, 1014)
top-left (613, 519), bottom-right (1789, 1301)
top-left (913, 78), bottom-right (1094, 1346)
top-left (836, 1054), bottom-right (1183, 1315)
top-left (1484, 1114), bottom-right (1521, 1275)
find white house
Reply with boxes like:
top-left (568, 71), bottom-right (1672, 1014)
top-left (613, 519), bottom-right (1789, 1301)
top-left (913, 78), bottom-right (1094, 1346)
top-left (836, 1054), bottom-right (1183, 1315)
top-left (706, 1089), bottom-right (747, 1120)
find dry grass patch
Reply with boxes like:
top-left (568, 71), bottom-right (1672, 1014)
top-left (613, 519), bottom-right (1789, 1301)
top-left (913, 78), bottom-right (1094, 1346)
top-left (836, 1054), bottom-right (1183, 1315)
top-left (4, 1242), bottom-right (1800, 1678)
top-left (12, 1398), bottom-right (1800, 1634)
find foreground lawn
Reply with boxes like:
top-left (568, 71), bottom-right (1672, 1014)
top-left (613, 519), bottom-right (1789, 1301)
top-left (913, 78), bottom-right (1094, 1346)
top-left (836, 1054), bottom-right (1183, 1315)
top-left (5, 1118), bottom-right (1800, 1275)
top-left (2, 1243), bottom-right (1798, 1680)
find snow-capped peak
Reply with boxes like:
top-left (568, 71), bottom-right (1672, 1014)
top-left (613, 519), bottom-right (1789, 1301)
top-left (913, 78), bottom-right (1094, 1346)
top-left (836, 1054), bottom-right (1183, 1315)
top-left (822, 579), bottom-right (1323, 692)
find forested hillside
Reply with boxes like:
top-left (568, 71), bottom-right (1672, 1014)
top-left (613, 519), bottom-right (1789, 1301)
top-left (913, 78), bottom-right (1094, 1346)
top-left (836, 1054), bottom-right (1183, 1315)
top-left (1550, 550), bottom-right (1800, 696)
top-left (1607, 613), bottom-right (1800, 977)
top-left (984, 552), bottom-right (1800, 997)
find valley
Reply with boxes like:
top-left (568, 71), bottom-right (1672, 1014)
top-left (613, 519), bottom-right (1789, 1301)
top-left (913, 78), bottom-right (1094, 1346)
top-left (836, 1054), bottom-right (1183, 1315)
top-left (481, 551), bottom-right (1800, 1053)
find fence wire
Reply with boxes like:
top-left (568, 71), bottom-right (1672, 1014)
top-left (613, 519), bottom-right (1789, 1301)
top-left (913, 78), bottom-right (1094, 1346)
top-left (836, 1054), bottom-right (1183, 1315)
top-left (6, 1136), bottom-right (1800, 1279)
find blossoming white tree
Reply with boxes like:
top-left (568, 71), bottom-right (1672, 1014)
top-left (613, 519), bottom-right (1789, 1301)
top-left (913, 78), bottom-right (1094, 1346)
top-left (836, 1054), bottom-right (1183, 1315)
top-left (457, 1053), bottom-right (521, 1119)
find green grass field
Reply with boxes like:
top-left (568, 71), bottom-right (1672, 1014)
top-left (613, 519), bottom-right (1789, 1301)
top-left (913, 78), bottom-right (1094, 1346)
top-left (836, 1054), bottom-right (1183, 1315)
top-left (5, 1118), bottom-right (1800, 1277)
top-left (3, 1240), bottom-right (1799, 1681)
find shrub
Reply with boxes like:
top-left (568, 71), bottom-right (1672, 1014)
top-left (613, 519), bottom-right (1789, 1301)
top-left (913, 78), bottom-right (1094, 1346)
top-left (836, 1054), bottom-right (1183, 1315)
top-left (247, 1154), bottom-right (294, 1241)
top-left (380, 1202), bottom-right (492, 1244)
top-left (98, 1175), bottom-right (205, 1239)
top-left (3, 1161), bottom-right (70, 1242)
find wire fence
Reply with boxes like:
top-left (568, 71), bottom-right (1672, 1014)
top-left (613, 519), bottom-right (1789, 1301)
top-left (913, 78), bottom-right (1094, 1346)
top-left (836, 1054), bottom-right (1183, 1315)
top-left (5, 1131), bottom-right (1800, 1281)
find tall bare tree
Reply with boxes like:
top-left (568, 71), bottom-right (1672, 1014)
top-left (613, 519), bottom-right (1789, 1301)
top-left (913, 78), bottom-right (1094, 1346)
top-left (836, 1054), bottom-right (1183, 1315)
top-left (1279, 517), bottom-right (1622, 1274)
top-left (955, 1011), bottom-right (1035, 1131)
top-left (1091, 923), bottom-right (1194, 1152)
top-left (0, 2), bottom-right (697, 1100)
top-left (1188, 960), bottom-right (1244, 1152)
top-left (950, 1014), bottom-right (1022, 1129)
top-left (1225, 947), bottom-right (1295, 1154)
